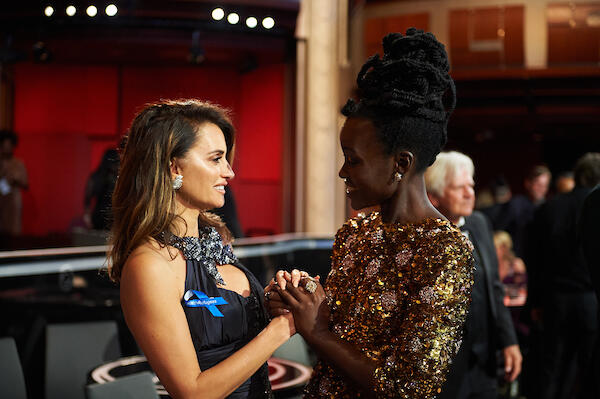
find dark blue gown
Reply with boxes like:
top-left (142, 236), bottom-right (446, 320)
top-left (180, 257), bottom-right (273, 398)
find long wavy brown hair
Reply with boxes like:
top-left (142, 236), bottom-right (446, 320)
top-left (107, 99), bottom-right (235, 283)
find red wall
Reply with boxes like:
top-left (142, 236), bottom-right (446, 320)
top-left (234, 65), bottom-right (284, 235)
top-left (13, 62), bottom-right (286, 236)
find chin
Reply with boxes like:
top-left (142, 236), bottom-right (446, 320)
top-left (210, 200), bottom-right (225, 209)
top-left (350, 197), bottom-right (376, 211)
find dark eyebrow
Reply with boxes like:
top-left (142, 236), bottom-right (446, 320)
top-left (208, 150), bottom-right (225, 156)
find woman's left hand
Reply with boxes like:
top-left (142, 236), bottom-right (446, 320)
top-left (275, 281), bottom-right (329, 343)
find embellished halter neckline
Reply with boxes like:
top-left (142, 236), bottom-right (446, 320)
top-left (164, 226), bottom-right (237, 286)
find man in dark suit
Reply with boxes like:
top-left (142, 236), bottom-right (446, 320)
top-left (581, 184), bottom-right (600, 302)
top-left (580, 185), bottom-right (600, 399)
top-left (527, 153), bottom-right (600, 399)
top-left (425, 151), bottom-right (521, 399)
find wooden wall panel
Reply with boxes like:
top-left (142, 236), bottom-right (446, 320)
top-left (547, 3), bottom-right (600, 65)
top-left (364, 13), bottom-right (429, 57)
top-left (449, 5), bottom-right (524, 69)
top-left (473, 8), bottom-right (500, 40)
top-left (504, 6), bottom-right (525, 66)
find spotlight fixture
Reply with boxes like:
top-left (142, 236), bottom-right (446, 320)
top-left (66, 5), bottom-right (77, 16)
top-left (105, 4), bottom-right (118, 17)
top-left (86, 5), bottom-right (98, 17)
top-left (227, 12), bottom-right (240, 24)
top-left (44, 6), bottom-right (54, 17)
top-left (211, 8), bottom-right (225, 21)
top-left (246, 16), bottom-right (258, 28)
top-left (262, 17), bottom-right (275, 29)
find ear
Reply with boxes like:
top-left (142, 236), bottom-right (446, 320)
top-left (169, 160), bottom-right (181, 177)
top-left (428, 192), bottom-right (440, 208)
top-left (394, 151), bottom-right (415, 175)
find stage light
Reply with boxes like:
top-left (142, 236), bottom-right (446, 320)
top-left (246, 16), bottom-right (257, 28)
top-left (262, 17), bottom-right (275, 29)
top-left (227, 12), bottom-right (239, 24)
top-left (105, 4), bottom-right (118, 17)
top-left (66, 5), bottom-right (77, 16)
top-left (211, 8), bottom-right (224, 21)
top-left (44, 6), bottom-right (54, 17)
top-left (86, 5), bottom-right (98, 17)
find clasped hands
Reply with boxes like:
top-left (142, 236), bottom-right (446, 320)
top-left (264, 269), bottom-right (329, 341)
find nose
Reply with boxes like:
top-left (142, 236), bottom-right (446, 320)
top-left (465, 185), bottom-right (475, 198)
top-left (223, 160), bottom-right (235, 180)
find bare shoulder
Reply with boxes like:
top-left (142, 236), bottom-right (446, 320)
top-left (121, 239), bottom-right (184, 296)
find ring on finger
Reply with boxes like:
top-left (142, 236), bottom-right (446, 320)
top-left (300, 277), bottom-right (317, 294)
top-left (264, 291), bottom-right (273, 301)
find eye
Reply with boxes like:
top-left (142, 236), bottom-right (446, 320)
top-left (345, 156), bottom-right (359, 166)
top-left (212, 156), bottom-right (222, 163)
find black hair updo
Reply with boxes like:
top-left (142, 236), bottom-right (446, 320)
top-left (342, 28), bottom-right (456, 171)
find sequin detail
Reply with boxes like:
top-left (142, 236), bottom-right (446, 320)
top-left (165, 226), bottom-right (237, 286)
top-left (303, 212), bottom-right (474, 399)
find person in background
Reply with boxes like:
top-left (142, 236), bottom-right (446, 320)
top-left (554, 171), bottom-right (575, 194)
top-left (480, 175), bottom-right (511, 221)
top-left (579, 185), bottom-right (600, 399)
top-left (0, 130), bottom-right (28, 235)
top-left (425, 151), bottom-right (522, 399)
top-left (83, 148), bottom-right (119, 230)
top-left (493, 231), bottom-right (526, 284)
top-left (488, 165), bottom-right (551, 257)
top-left (527, 152), bottom-right (600, 399)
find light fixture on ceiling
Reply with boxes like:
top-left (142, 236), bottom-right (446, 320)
top-left (66, 5), bottom-right (77, 16)
top-left (262, 17), bottom-right (275, 29)
top-left (227, 12), bottom-right (240, 24)
top-left (105, 4), bottom-right (118, 17)
top-left (246, 16), bottom-right (258, 28)
top-left (212, 8), bottom-right (225, 21)
top-left (87, 5), bottom-right (98, 17)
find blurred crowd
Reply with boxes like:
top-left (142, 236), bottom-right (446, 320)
top-left (426, 151), bottom-right (600, 399)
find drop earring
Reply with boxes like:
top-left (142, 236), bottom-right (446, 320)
top-left (395, 172), bottom-right (403, 182)
top-left (172, 174), bottom-right (183, 190)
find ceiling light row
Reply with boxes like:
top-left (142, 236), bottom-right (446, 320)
top-left (211, 7), bottom-right (275, 29)
top-left (44, 4), bottom-right (119, 18)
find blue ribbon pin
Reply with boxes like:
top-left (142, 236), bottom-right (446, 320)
top-left (184, 290), bottom-right (228, 317)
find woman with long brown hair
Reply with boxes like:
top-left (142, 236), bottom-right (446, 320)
top-left (108, 99), bottom-right (293, 399)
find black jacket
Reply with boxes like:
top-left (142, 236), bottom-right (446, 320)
top-left (438, 211), bottom-right (518, 398)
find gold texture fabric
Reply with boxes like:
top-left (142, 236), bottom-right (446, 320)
top-left (304, 212), bottom-right (474, 398)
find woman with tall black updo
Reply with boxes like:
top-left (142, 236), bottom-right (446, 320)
top-left (268, 29), bottom-right (475, 398)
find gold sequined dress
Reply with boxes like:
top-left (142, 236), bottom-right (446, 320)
top-left (304, 212), bottom-right (474, 398)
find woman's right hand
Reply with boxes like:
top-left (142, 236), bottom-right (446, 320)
top-left (264, 269), bottom-right (319, 318)
top-left (265, 289), bottom-right (291, 317)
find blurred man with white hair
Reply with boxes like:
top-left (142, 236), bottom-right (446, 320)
top-left (425, 151), bottom-right (521, 399)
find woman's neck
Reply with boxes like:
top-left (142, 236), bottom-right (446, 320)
top-left (379, 173), bottom-right (444, 225)
top-left (172, 201), bottom-right (200, 237)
